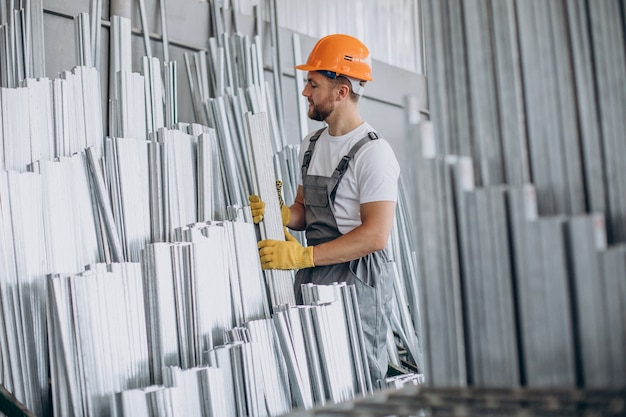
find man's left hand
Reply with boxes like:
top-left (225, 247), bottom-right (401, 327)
top-left (258, 237), bottom-right (314, 270)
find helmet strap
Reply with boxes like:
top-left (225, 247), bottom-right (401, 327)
top-left (317, 70), bottom-right (366, 97)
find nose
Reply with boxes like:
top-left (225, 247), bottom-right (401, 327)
top-left (302, 83), bottom-right (311, 97)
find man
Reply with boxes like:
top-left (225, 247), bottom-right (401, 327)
top-left (254, 34), bottom-right (400, 386)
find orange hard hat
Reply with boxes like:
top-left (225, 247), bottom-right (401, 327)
top-left (295, 34), bottom-right (373, 81)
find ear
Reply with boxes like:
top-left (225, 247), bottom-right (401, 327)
top-left (335, 83), bottom-right (351, 101)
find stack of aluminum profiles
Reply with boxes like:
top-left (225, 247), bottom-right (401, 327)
top-left (174, 222), bottom-right (233, 349)
top-left (0, 0), bottom-right (45, 88)
top-left (114, 386), bottom-right (180, 417)
top-left (109, 69), bottom-right (148, 140)
top-left (0, 171), bottom-right (49, 417)
top-left (244, 319), bottom-right (293, 416)
top-left (194, 126), bottom-right (227, 222)
top-left (104, 137), bottom-right (151, 261)
top-left (103, 122), bottom-right (229, 261)
top-left (227, 325), bottom-right (293, 416)
top-left (422, 0), bottom-right (626, 241)
top-left (176, 220), bottom-right (270, 327)
top-left (33, 153), bottom-right (103, 273)
top-left (567, 214), bottom-right (625, 387)
top-left (205, 339), bottom-right (265, 417)
top-left (506, 184), bottom-right (626, 387)
top-left (585, 0), bottom-right (626, 243)
top-left (388, 178), bottom-right (425, 374)
top-left (243, 111), bottom-right (296, 308)
top-left (161, 366), bottom-right (231, 417)
top-left (142, 242), bottom-right (198, 383)
top-left (408, 122), bottom-right (466, 387)
top-left (0, 65), bottom-right (103, 172)
top-left (205, 93), bottom-right (250, 206)
top-left (46, 263), bottom-right (150, 417)
top-left (150, 128), bottom-right (197, 242)
top-left (447, 157), bottom-right (519, 387)
top-left (301, 283), bottom-right (372, 402)
top-left (507, 185), bottom-right (577, 386)
top-left (183, 32), bottom-right (286, 205)
top-left (142, 219), bottom-right (271, 384)
top-left (515, 1), bottom-right (585, 216)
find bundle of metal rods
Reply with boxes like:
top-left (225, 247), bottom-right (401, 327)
top-left (107, 283), bottom-right (386, 417)
top-left (47, 263), bottom-right (150, 417)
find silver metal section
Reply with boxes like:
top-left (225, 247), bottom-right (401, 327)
top-left (89, 0), bottom-right (102, 70)
top-left (158, 0), bottom-right (169, 62)
top-left (0, 0), bottom-right (45, 88)
top-left (243, 111), bottom-right (296, 308)
top-left (143, 56), bottom-right (165, 133)
top-left (388, 177), bottom-right (425, 373)
top-left (86, 146), bottom-right (124, 263)
top-left (74, 12), bottom-right (93, 67)
top-left (195, 128), bottom-right (226, 222)
top-left (0, 171), bottom-right (49, 417)
top-left (245, 319), bottom-right (292, 416)
top-left (0, 65), bottom-right (103, 171)
top-left (406, 148), bottom-right (466, 387)
top-left (136, 0), bottom-right (152, 58)
top-left (104, 136), bottom-right (151, 261)
top-left (206, 341), bottom-right (265, 417)
top-left (300, 283), bottom-right (381, 402)
top-left (47, 264), bottom-right (150, 417)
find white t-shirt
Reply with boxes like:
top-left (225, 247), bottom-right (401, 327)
top-left (298, 122), bottom-right (400, 234)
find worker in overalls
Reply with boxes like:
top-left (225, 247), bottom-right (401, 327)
top-left (252, 34), bottom-right (400, 386)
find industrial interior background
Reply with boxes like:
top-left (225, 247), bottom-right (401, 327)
top-left (0, 0), bottom-right (625, 416)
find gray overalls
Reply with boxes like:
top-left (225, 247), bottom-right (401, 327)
top-left (294, 127), bottom-right (394, 386)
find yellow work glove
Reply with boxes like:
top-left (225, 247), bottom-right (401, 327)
top-left (248, 180), bottom-right (290, 225)
top-left (248, 195), bottom-right (265, 224)
top-left (258, 234), bottom-right (314, 270)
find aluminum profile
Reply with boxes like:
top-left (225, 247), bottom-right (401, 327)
top-left (243, 111), bottom-right (296, 308)
top-left (104, 136), bottom-right (151, 262)
top-left (565, 214), bottom-right (612, 387)
top-left (507, 186), bottom-right (576, 386)
top-left (245, 319), bottom-right (292, 415)
top-left (588, 0), bottom-right (626, 242)
top-left (175, 222), bottom-right (233, 349)
top-left (598, 245), bottom-right (626, 386)
top-left (454, 182), bottom-right (519, 386)
top-left (412, 154), bottom-right (466, 386)
top-left (47, 264), bottom-right (150, 417)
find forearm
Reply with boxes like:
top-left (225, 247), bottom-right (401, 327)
top-left (312, 200), bottom-right (396, 266)
top-left (311, 225), bottom-right (387, 266)
top-left (286, 186), bottom-right (306, 231)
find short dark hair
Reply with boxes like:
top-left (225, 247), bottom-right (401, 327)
top-left (328, 75), bottom-right (361, 102)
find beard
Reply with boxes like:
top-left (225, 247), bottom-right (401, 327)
top-left (307, 97), bottom-right (334, 122)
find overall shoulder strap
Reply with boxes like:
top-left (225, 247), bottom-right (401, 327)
top-left (330, 131), bottom-right (379, 202)
top-left (301, 127), bottom-right (327, 177)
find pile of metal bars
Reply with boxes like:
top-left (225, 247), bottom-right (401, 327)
top-left (107, 282), bottom-right (380, 417)
top-left (47, 263), bottom-right (150, 417)
top-left (407, 119), bottom-right (626, 389)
